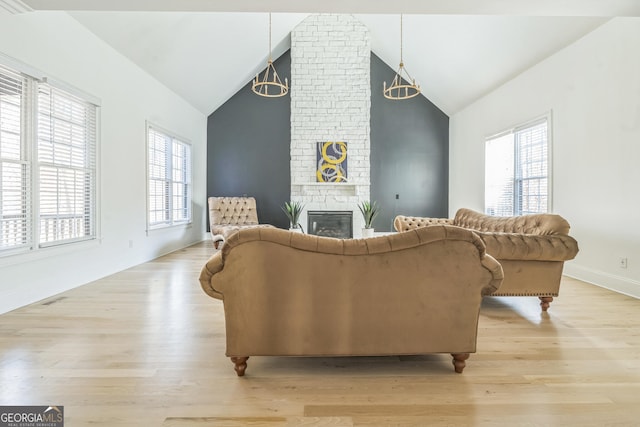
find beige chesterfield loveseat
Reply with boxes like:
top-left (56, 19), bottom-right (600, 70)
top-left (208, 196), bottom-right (273, 248)
top-left (199, 225), bottom-right (503, 376)
top-left (394, 208), bottom-right (579, 311)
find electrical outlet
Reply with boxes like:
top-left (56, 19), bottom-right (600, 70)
top-left (619, 257), bottom-right (628, 269)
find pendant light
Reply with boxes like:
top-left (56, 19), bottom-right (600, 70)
top-left (383, 14), bottom-right (421, 100)
top-left (252, 13), bottom-right (289, 98)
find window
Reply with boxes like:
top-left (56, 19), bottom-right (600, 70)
top-left (485, 115), bottom-right (550, 216)
top-left (0, 60), bottom-right (98, 256)
top-left (38, 84), bottom-right (97, 246)
top-left (0, 65), bottom-right (29, 252)
top-left (147, 124), bottom-right (192, 230)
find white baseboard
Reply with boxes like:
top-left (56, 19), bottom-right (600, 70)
top-left (564, 263), bottom-right (640, 299)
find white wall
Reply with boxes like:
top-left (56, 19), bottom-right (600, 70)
top-left (0, 11), bottom-right (207, 314)
top-left (450, 17), bottom-right (640, 297)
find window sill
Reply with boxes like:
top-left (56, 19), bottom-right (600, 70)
top-left (146, 222), bottom-right (192, 236)
top-left (0, 237), bottom-right (102, 268)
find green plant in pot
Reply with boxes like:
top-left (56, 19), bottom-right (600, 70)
top-left (282, 201), bottom-right (305, 232)
top-left (358, 200), bottom-right (380, 238)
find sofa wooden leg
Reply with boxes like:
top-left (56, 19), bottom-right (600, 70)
top-left (230, 356), bottom-right (249, 377)
top-left (214, 240), bottom-right (220, 249)
top-left (539, 296), bottom-right (553, 312)
top-left (451, 353), bottom-right (469, 373)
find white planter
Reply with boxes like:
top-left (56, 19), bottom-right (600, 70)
top-left (289, 227), bottom-right (303, 233)
top-left (361, 227), bottom-right (375, 238)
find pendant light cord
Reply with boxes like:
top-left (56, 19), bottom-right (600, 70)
top-left (268, 12), bottom-right (272, 61)
top-left (400, 14), bottom-right (404, 64)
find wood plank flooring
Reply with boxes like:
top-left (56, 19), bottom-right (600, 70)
top-left (1, 240), bottom-right (639, 426)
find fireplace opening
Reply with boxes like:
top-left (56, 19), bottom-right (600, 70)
top-left (307, 211), bottom-right (353, 239)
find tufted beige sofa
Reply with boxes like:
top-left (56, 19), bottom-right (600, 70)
top-left (208, 197), bottom-right (273, 249)
top-left (199, 225), bottom-right (503, 376)
top-left (394, 208), bottom-right (579, 311)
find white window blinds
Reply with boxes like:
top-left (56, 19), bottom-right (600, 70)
top-left (514, 120), bottom-right (548, 215)
top-left (0, 57), bottom-right (99, 257)
top-left (485, 117), bottom-right (550, 216)
top-left (37, 84), bottom-right (97, 245)
top-left (147, 125), bottom-right (191, 229)
top-left (0, 64), bottom-right (31, 251)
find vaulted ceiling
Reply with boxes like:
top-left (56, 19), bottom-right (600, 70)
top-left (19, 0), bottom-right (640, 116)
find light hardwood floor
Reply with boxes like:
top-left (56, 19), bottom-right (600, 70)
top-left (1, 240), bottom-right (639, 426)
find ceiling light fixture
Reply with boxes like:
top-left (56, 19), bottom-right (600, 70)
top-left (383, 14), bottom-right (421, 100)
top-left (252, 13), bottom-right (288, 98)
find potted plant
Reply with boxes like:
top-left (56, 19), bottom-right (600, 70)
top-left (358, 200), bottom-right (380, 238)
top-left (281, 201), bottom-right (304, 232)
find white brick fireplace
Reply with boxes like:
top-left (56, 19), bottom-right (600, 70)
top-left (290, 14), bottom-right (371, 237)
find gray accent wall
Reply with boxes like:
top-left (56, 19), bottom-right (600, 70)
top-left (370, 53), bottom-right (449, 231)
top-left (207, 51), bottom-right (291, 229)
top-left (206, 51), bottom-right (449, 232)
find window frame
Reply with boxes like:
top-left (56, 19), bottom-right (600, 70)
top-left (36, 79), bottom-right (99, 248)
top-left (0, 53), bottom-right (101, 262)
top-left (145, 122), bottom-right (192, 232)
top-left (484, 112), bottom-right (553, 216)
top-left (0, 62), bottom-right (32, 257)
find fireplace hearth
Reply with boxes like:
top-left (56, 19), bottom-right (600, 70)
top-left (307, 211), bottom-right (353, 239)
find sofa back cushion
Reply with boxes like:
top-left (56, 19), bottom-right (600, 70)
top-left (208, 197), bottom-right (259, 226)
top-left (453, 208), bottom-right (571, 235)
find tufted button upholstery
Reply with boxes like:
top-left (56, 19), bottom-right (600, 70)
top-left (393, 216), bottom-right (453, 232)
top-left (393, 210), bottom-right (577, 261)
top-left (452, 208), bottom-right (570, 235)
top-left (210, 197), bottom-right (259, 226)
top-left (393, 209), bottom-right (579, 306)
top-left (208, 197), bottom-right (274, 244)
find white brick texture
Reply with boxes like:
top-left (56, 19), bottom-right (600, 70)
top-left (290, 14), bottom-right (371, 236)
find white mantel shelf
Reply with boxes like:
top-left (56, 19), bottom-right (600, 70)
top-left (292, 182), bottom-right (363, 196)
top-left (292, 182), bottom-right (362, 187)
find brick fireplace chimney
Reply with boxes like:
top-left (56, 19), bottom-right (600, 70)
top-left (290, 14), bottom-right (371, 237)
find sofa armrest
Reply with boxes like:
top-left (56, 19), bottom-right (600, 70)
top-left (199, 251), bottom-right (225, 300)
top-left (478, 232), bottom-right (579, 261)
top-left (480, 253), bottom-right (504, 296)
top-left (393, 215), bottom-right (453, 232)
